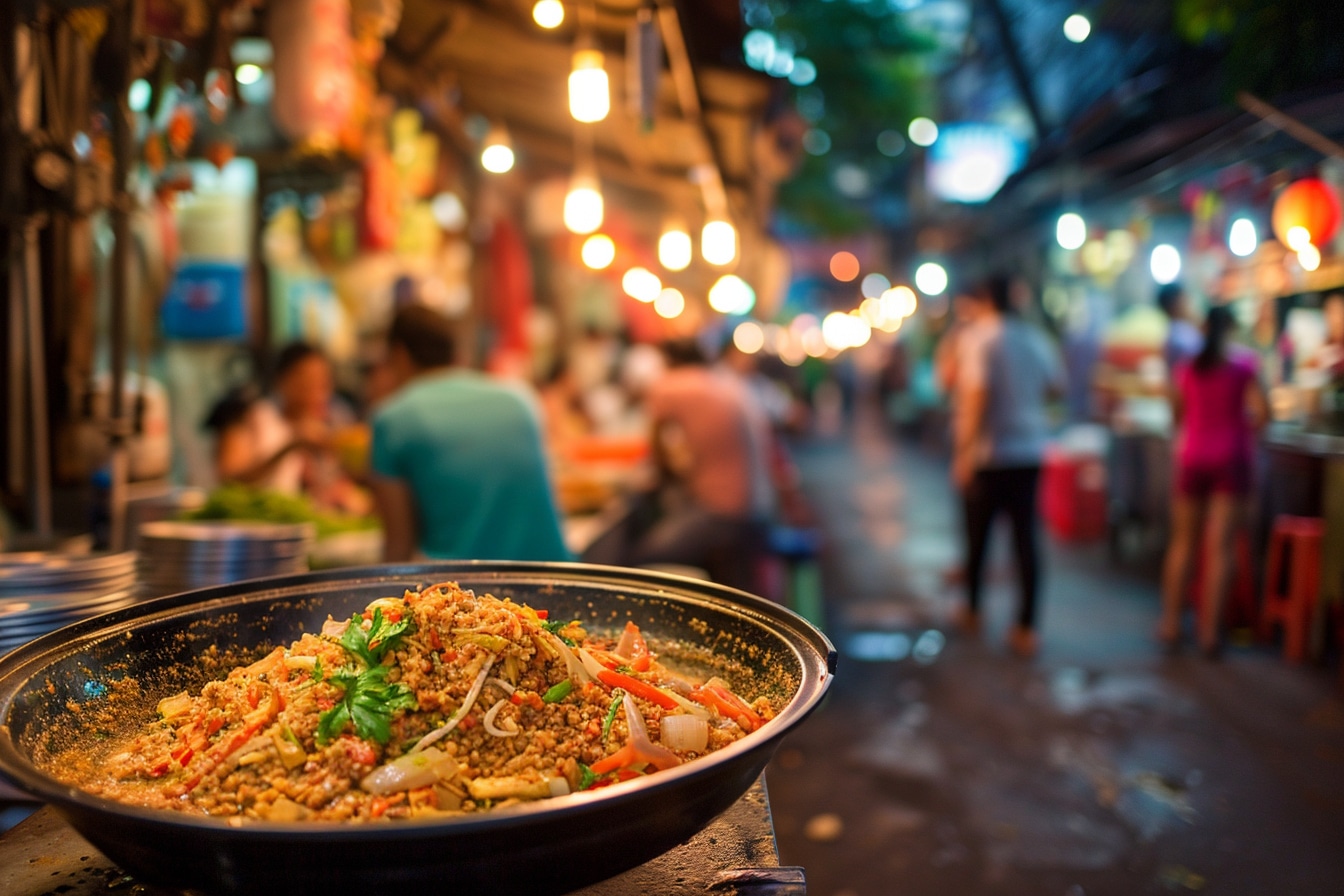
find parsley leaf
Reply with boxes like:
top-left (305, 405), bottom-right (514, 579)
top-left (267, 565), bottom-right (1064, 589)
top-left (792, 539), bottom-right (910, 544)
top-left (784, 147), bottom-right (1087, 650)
top-left (316, 664), bottom-right (417, 745)
top-left (316, 609), bottom-right (418, 745)
top-left (577, 763), bottom-right (600, 791)
top-left (339, 608), bottom-right (413, 666)
top-left (541, 618), bottom-right (577, 646)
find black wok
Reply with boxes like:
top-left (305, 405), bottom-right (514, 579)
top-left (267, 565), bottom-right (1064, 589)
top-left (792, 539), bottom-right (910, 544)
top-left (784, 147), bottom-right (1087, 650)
top-left (0, 562), bottom-right (835, 896)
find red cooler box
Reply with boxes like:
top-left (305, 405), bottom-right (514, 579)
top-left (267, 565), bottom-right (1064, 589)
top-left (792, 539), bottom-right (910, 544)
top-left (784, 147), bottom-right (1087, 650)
top-left (1041, 445), bottom-right (1108, 542)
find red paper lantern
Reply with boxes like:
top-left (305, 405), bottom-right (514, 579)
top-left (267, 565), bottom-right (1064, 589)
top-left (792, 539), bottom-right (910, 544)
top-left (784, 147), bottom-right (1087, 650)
top-left (269, 0), bottom-right (356, 147)
top-left (1271, 178), bottom-right (1340, 248)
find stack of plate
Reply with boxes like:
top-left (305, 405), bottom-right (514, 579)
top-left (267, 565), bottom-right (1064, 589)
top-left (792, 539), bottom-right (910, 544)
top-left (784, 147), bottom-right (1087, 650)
top-left (0, 551), bottom-right (138, 655)
top-left (136, 520), bottom-right (314, 597)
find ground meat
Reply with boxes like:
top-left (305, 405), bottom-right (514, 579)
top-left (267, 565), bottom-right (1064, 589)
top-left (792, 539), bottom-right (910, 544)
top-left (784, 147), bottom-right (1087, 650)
top-left (45, 582), bottom-right (777, 822)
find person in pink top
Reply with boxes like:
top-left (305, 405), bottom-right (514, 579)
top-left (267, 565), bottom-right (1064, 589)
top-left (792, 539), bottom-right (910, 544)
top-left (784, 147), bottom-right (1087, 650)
top-left (1159, 305), bottom-right (1269, 656)
top-left (631, 338), bottom-right (775, 591)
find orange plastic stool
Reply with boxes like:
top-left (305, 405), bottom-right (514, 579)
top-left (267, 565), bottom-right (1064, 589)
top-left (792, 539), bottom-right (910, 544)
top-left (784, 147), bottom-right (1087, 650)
top-left (1260, 515), bottom-right (1325, 663)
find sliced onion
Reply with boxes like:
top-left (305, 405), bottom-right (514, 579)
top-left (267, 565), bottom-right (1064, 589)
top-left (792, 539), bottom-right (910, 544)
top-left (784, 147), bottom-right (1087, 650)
top-left (408, 656), bottom-right (495, 753)
top-left (321, 617), bottom-right (350, 638)
top-left (483, 699), bottom-right (519, 737)
top-left (659, 687), bottom-right (712, 720)
top-left (613, 622), bottom-right (638, 660)
top-left (621, 693), bottom-right (682, 771)
top-left (659, 714), bottom-right (710, 752)
top-left (547, 776), bottom-right (571, 798)
top-left (549, 634), bottom-right (594, 685)
top-left (575, 646), bottom-right (608, 681)
top-left (360, 747), bottom-right (457, 795)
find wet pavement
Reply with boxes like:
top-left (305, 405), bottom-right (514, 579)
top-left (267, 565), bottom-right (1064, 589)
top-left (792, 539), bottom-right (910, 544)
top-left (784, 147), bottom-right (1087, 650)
top-left (765, 406), bottom-right (1344, 896)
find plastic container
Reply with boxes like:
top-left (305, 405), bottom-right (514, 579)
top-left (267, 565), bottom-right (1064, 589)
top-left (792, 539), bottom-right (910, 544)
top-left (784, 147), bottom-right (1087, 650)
top-left (160, 261), bottom-right (247, 340)
top-left (1041, 444), bottom-right (1108, 542)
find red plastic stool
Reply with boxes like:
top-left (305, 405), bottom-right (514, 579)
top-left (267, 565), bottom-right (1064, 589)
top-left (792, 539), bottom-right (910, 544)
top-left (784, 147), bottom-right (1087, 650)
top-left (1260, 515), bottom-right (1325, 663)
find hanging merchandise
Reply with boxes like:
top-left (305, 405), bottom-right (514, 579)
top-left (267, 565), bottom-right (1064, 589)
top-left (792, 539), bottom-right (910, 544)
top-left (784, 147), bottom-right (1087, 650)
top-left (1271, 178), bottom-right (1341, 249)
top-left (269, 0), bottom-right (356, 150)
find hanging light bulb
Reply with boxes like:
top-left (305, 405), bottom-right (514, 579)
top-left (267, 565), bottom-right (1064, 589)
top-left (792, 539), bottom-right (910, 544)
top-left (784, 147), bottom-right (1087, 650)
top-left (654, 287), bottom-right (686, 319)
top-left (701, 218), bottom-right (737, 266)
top-left (658, 222), bottom-right (692, 271)
top-left (563, 171), bottom-right (603, 234)
top-left (480, 124), bottom-right (514, 174)
top-left (1150, 244), bottom-right (1182, 284)
top-left (569, 44), bottom-right (610, 123)
top-left (533, 0), bottom-right (564, 29)
top-left (1056, 212), bottom-right (1086, 250)
top-left (1228, 218), bottom-right (1257, 257)
top-left (622, 267), bottom-right (662, 302)
top-left (581, 233), bottom-right (615, 269)
top-left (708, 274), bottom-right (755, 314)
top-left (1298, 243), bottom-right (1322, 272)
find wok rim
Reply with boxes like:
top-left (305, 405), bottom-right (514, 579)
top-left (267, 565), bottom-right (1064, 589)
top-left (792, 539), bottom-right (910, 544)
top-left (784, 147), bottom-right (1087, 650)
top-left (0, 560), bottom-right (835, 842)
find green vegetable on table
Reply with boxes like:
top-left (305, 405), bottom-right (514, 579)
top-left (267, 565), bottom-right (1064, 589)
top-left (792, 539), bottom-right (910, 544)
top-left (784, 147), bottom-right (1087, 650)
top-left (185, 485), bottom-right (378, 539)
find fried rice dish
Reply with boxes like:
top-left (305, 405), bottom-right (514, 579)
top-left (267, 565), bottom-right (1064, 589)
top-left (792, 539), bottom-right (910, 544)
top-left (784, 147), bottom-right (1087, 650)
top-left (48, 581), bottom-right (776, 822)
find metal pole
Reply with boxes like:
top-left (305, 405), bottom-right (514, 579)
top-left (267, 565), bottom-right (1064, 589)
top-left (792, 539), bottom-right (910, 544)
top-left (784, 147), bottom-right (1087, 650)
top-left (107, 0), bottom-right (135, 551)
top-left (1237, 91), bottom-right (1344, 161)
top-left (23, 220), bottom-right (51, 537)
top-left (983, 0), bottom-right (1048, 143)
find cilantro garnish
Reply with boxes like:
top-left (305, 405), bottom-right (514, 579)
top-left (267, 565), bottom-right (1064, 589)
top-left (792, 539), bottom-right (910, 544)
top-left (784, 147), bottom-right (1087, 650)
top-left (316, 609), bottom-right (418, 745)
top-left (577, 763), bottom-right (600, 791)
top-left (541, 618), bottom-right (577, 646)
top-left (341, 608), bottom-right (413, 666)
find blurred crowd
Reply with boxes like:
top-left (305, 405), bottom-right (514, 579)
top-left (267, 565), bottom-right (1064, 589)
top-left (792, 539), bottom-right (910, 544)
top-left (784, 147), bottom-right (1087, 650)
top-left (202, 269), bottom-right (1340, 660)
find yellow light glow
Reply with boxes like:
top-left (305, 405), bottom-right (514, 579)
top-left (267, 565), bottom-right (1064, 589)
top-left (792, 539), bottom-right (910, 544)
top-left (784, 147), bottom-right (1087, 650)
top-left (481, 143), bottom-right (514, 174)
top-left (1298, 243), bottom-right (1322, 272)
top-left (563, 176), bottom-right (603, 234)
top-left (658, 226), bottom-right (692, 271)
top-left (801, 327), bottom-right (827, 358)
top-left (1286, 225), bottom-right (1312, 251)
top-left (235, 63), bottom-right (263, 86)
top-left (859, 296), bottom-right (884, 327)
top-left (701, 219), bottom-right (737, 266)
top-left (708, 274), bottom-right (755, 314)
top-left (569, 49), bottom-right (609, 123)
top-left (889, 285), bottom-right (917, 317)
top-left (733, 320), bottom-right (765, 354)
top-left (622, 267), bottom-right (661, 302)
top-left (581, 233), bottom-right (615, 269)
top-left (533, 0), bottom-right (564, 29)
top-left (779, 333), bottom-right (806, 366)
top-left (654, 287), bottom-right (686, 319)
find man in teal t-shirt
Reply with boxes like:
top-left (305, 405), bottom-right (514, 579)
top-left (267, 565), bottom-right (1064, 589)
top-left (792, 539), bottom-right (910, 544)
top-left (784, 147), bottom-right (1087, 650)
top-left (369, 304), bottom-right (570, 562)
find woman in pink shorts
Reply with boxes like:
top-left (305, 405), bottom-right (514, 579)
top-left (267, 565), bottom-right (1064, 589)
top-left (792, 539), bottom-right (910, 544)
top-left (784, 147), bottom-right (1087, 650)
top-left (1159, 305), bottom-right (1268, 655)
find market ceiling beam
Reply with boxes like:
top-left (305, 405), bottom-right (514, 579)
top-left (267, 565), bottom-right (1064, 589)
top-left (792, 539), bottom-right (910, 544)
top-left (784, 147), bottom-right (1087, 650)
top-left (386, 0), bottom-right (765, 239)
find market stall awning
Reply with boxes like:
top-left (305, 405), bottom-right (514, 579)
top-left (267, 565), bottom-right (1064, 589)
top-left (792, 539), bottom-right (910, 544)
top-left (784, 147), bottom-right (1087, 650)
top-left (380, 0), bottom-right (782, 245)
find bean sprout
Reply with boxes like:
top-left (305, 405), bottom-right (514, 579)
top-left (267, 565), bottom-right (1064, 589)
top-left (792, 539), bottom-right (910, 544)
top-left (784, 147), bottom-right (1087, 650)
top-left (408, 657), bottom-right (495, 753)
top-left (483, 699), bottom-right (519, 737)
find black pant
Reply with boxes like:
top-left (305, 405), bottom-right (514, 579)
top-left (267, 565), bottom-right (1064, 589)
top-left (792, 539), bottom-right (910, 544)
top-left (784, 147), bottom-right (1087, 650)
top-left (965, 465), bottom-right (1042, 628)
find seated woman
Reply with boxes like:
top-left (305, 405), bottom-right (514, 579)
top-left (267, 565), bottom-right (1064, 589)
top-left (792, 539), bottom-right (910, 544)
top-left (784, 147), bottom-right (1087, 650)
top-left (205, 344), bottom-right (368, 515)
